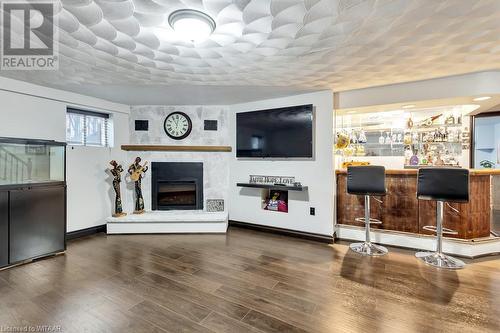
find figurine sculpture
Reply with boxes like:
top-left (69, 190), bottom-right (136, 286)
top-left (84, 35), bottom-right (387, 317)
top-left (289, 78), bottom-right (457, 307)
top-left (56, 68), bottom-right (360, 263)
top-left (109, 160), bottom-right (126, 217)
top-left (128, 157), bottom-right (148, 214)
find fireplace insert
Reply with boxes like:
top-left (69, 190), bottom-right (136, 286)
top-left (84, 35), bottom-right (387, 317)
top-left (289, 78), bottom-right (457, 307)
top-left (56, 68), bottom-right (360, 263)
top-left (157, 181), bottom-right (197, 209)
top-left (151, 162), bottom-right (203, 210)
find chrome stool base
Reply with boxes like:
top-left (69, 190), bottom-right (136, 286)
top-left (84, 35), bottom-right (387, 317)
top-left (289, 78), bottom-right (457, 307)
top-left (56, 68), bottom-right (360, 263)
top-left (415, 251), bottom-right (465, 270)
top-left (350, 242), bottom-right (388, 256)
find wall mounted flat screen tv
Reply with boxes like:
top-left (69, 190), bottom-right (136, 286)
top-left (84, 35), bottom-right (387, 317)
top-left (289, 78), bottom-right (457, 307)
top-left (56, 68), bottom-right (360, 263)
top-left (236, 104), bottom-right (313, 158)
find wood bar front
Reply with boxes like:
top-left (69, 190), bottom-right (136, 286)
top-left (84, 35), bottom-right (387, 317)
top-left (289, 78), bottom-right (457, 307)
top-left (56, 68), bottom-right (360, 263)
top-left (336, 169), bottom-right (496, 239)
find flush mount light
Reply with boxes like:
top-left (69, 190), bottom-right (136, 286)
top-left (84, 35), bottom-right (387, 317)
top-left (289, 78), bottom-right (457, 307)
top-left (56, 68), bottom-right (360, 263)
top-left (472, 96), bottom-right (491, 101)
top-left (402, 104), bottom-right (416, 109)
top-left (168, 9), bottom-right (216, 43)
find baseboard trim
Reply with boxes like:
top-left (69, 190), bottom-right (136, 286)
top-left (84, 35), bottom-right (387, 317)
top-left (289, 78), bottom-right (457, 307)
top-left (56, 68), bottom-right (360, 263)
top-left (336, 224), bottom-right (500, 258)
top-left (66, 224), bottom-right (107, 240)
top-left (229, 220), bottom-right (334, 244)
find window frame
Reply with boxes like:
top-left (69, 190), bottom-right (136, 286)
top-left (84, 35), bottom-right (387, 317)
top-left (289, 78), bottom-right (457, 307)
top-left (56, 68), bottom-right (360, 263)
top-left (66, 108), bottom-right (111, 148)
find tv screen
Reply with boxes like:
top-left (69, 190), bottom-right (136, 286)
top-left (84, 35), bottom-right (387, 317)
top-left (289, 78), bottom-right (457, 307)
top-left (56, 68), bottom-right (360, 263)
top-left (236, 104), bottom-right (313, 158)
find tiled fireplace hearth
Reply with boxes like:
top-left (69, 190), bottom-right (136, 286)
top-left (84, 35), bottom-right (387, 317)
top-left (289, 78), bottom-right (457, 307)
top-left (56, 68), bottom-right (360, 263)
top-left (152, 162), bottom-right (203, 211)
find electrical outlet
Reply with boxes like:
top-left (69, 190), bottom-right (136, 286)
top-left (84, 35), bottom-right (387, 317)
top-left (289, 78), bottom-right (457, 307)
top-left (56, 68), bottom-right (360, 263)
top-left (310, 207), bottom-right (315, 216)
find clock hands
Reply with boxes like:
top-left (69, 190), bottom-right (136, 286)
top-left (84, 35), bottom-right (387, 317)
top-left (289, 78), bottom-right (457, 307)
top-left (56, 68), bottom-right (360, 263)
top-left (165, 112), bottom-right (190, 139)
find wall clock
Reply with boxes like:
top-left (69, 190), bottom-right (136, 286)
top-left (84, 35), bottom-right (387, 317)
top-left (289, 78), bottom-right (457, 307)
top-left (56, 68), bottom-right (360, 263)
top-left (164, 112), bottom-right (192, 140)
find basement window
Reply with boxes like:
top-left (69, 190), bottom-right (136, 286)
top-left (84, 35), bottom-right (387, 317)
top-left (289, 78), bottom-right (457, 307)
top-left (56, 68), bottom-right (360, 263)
top-left (66, 108), bottom-right (113, 147)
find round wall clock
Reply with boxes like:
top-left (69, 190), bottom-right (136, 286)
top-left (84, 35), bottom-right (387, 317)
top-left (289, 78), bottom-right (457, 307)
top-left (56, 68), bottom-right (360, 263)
top-left (164, 111), bottom-right (192, 140)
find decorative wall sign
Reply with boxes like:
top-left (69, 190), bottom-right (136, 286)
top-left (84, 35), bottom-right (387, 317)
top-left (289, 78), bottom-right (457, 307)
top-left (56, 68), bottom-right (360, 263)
top-left (206, 199), bottom-right (224, 212)
top-left (249, 175), bottom-right (295, 185)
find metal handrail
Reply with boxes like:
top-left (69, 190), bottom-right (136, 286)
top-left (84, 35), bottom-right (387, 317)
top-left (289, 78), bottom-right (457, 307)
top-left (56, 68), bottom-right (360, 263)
top-left (0, 147), bottom-right (29, 182)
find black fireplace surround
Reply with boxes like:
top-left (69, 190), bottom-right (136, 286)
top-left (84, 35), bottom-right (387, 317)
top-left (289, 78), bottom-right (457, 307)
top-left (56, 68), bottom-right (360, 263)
top-left (151, 162), bottom-right (203, 210)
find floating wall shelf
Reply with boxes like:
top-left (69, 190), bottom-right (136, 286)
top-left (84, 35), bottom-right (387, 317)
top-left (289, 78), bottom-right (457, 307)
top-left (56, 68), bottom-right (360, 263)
top-left (121, 145), bottom-right (232, 152)
top-left (237, 183), bottom-right (308, 191)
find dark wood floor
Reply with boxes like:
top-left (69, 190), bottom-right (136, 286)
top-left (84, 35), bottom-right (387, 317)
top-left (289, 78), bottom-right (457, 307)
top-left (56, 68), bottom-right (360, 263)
top-left (1, 227), bottom-right (499, 333)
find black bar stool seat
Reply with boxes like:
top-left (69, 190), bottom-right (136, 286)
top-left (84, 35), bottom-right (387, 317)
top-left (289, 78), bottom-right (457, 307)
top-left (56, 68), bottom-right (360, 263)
top-left (347, 166), bottom-right (388, 256)
top-left (416, 167), bottom-right (469, 269)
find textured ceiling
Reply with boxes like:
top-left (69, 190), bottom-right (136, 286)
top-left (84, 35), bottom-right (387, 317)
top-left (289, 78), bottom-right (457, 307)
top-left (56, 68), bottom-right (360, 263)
top-left (3, 0), bottom-right (500, 104)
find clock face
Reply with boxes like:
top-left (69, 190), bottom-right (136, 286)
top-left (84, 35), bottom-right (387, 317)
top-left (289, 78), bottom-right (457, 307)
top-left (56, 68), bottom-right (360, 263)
top-left (164, 112), bottom-right (192, 140)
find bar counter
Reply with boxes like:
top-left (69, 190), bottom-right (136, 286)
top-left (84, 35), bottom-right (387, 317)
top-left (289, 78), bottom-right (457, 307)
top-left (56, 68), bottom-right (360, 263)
top-left (336, 169), bottom-right (499, 239)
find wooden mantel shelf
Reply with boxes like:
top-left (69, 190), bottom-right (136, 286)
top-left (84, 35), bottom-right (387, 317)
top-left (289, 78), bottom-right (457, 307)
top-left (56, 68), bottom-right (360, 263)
top-left (121, 145), bottom-right (232, 152)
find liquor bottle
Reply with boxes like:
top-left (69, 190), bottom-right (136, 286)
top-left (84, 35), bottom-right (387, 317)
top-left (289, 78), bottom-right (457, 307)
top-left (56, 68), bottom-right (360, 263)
top-left (410, 150), bottom-right (419, 166)
top-left (404, 146), bottom-right (412, 164)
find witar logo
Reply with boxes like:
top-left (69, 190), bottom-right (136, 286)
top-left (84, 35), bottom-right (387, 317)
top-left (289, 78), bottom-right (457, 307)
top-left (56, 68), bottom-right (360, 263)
top-left (1, 0), bottom-right (59, 70)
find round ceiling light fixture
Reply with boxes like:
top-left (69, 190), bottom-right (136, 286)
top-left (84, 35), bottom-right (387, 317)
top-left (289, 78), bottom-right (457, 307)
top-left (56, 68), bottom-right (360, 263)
top-left (168, 9), bottom-right (216, 43)
top-left (472, 96), bottom-right (491, 102)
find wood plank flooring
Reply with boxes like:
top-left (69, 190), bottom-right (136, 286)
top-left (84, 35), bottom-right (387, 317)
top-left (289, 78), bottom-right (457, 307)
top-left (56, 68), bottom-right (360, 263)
top-left (0, 227), bottom-right (499, 333)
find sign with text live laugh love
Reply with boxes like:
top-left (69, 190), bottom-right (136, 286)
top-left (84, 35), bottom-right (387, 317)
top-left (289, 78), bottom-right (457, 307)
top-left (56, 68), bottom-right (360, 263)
top-left (1, 0), bottom-right (59, 70)
top-left (249, 175), bottom-right (296, 185)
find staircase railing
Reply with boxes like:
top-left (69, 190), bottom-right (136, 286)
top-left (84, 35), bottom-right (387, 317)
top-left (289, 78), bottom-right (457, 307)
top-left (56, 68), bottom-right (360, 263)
top-left (0, 147), bottom-right (29, 184)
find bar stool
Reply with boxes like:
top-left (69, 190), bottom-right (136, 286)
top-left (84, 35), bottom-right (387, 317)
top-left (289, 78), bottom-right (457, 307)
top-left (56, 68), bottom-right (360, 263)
top-left (347, 165), bottom-right (388, 256)
top-left (415, 167), bottom-right (469, 269)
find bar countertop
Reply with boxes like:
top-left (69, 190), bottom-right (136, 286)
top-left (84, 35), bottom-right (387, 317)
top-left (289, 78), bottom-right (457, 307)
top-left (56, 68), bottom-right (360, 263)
top-left (335, 168), bottom-right (500, 176)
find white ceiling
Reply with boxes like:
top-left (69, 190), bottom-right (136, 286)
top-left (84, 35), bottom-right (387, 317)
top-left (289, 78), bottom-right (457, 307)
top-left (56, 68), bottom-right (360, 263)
top-left (3, 0), bottom-right (500, 105)
top-left (56, 84), bottom-right (320, 105)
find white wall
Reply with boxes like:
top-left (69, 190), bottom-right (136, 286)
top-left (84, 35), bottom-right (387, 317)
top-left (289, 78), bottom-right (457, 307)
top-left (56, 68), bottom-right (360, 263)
top-left (66, 113), bottom-right (129, 232)
top-left (228, 90), bottom-right (334, 236)
top-left (0, 78), bottom-right (130, 232)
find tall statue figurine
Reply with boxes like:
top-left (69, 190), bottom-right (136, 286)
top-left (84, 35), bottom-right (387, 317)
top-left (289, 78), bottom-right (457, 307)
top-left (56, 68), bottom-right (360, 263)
top-left (128, 157), bottom-right (148, 214)
top-left (109, 160), bottom-right (126, 217)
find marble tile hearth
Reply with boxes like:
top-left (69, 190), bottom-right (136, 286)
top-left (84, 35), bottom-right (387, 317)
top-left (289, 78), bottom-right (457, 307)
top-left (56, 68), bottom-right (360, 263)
top-left (106, 210), bottom-right (228, 234)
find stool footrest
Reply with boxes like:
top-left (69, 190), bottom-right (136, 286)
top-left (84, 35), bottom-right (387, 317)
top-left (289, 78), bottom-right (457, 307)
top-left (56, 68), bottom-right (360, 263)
top-left (415, 251), bottom-right (465, 269)
top-left (422, 225), bottom-right (458, 235)
top-left (355, 217), bottom-right (382, 224)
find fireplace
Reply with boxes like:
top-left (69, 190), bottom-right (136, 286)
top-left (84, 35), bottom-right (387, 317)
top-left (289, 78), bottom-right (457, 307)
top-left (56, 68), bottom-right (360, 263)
top-left (157, 181), bottom-right (197, 209)
top-left (152, 162), bottom-right (203, 210)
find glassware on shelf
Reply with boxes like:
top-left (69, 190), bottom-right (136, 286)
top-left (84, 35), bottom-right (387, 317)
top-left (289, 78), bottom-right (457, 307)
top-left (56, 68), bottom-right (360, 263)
top-left (385, 131), bottom-right (391, 144)
top-left (445, 115), bottom-right (455, 125)
top-left (404, 133), bottom-right (412, 145)
top-left (350, 130), bottom-right (358, 144)
top-left (461, 127), bottom-right (470, 143)
top-left (378, 130), bottom-right (385, 144)
top-left (358, 130), bottom-right (367, 143)
top-left (355, 145), bottom-right (365, 156)
top-left (344, 145), bottom-right (354, 156)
